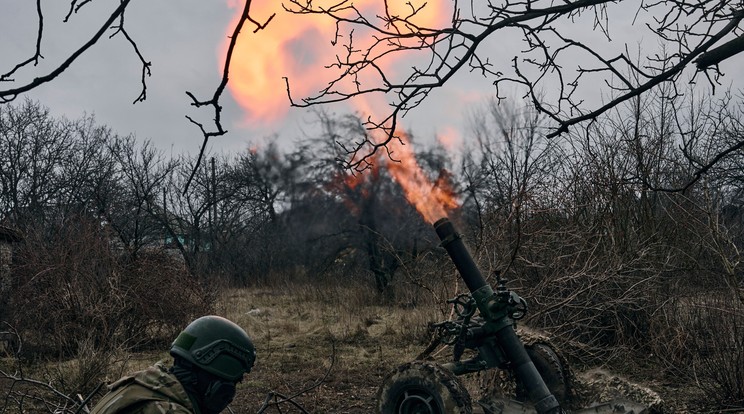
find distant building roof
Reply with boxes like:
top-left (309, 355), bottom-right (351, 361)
top-left (0, 226), bottom-right (22, 243)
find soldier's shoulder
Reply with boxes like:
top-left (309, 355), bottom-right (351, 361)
top-left (91, 363), bottom-right (195, 414)
top-left (135, 362), bottom-right (182, 390)
top-left (93, 399), bottom-right (193, 414)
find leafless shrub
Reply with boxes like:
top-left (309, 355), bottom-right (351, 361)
top-left (0, 366), bottom-right (104, 414)
top-left (647, 298), bottom-right (698, 379)
top-left (0, 333), bottom-right (122, 413)
top-left (684, 293), bottom-right (744, 409)
top-left (646, 291), bottom-right (744, 410)
top-left (0, 215), bottom-right (213, 412)
top-left (6, 215), bottom-right (211, 359)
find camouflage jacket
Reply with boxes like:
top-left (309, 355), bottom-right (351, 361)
top-left (90, 362), bottom-right (199, 414)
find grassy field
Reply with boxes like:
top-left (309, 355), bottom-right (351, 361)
top-left (221, 283), bottom-right (440, 413)
top-left (0, 280), bottom-right (707, 413)
top-left (214, 283), bottom-right (676, 413)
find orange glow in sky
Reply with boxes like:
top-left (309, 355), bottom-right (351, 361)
top-left (224, 0), bottom-right (458, 222)
top-left (223, 0), bottom-right (448, 124)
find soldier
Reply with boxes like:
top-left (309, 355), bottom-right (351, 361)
top-left (91, 315), bottom-right (256, 414)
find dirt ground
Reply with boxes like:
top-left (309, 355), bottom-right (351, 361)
top-left (223, 286), bottom-right (429, 413)
top-left (0, 284), bottom-right (718, 413)
top-left (217, 286), bottom-right (706, 414)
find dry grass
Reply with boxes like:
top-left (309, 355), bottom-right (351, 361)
top-left (218, 282), bottom-right (442, 413)
top-left (214, 281), bottom-right (701, 414)
top-left (0, 279), bottom-right (726, 413)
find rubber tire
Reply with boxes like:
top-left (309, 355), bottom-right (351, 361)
top-left (515, 343), bottom-right (570, 404)
top-left (377, 361), bottom-right (472, 414)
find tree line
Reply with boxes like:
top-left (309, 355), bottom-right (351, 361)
top-left (1, 88), bottom-right (744, 406)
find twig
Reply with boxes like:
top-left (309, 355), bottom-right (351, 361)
top-left (255, 340), bottom-right (336, 413)
top-left (0, 0), bottom-right (133, 103)
top-left (183, 0), bottom-right (275, 194)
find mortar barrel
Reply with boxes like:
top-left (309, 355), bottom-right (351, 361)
top-left (433, 217), bottom-right (562, 414)
top-left (433, 217), bottom-right (487, 293)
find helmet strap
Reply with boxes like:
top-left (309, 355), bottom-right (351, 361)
top-left (170, 358), bottom-right (201, 408)
top-left (201, 379), bottom-right (237, 414)
top-left (171, 357), bottom-right (236, 414)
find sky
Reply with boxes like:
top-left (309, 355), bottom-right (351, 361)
top-left (2, 1), bottom-right (743, 160)
top-left (0, 0), bottom-right (482, 157)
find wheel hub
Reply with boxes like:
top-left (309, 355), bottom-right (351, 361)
top-left (398, 388), bottom-right (440, 414)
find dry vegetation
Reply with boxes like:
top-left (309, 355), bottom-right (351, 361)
top-left (1, 271), bottom-right (743, 413)
top-left (213, 282), bottom-right (706, 414)
top-left (0, 277), bottom-right (448, 413)
top-left (222, 282), bottom-right (440, 413)
top-left (1, 96), bottom-right (744, 413)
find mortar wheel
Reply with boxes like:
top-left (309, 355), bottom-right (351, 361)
top-left (515, 343), bottom-right (570, 404)
top-left (377, 361), bottom-right (472, 414)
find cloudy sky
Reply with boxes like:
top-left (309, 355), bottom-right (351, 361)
top-left (2, 1), bottom-right (251, 155)
top-left (0, 0), bottom-right (484, 156)
top-left (2, 1), bottom-right (742, 159)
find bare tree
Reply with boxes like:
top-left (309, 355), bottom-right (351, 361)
top-left (294, 112), bottom-right (451, 292)
top-left (193, 150), bottom-right (297, 284)
top-left (55, 114), bottom-right (118, 220)
top-left (226, 142), bottom-right (304, 224)
top-left (280, 0), bottom-right (744, 173)
top-left (0, 1), bottom-right (273, 186)
top-left (104, 135), bottom-right (178, 259)
top-left (459, 100), bottom-right (563, 261)
top-left (2, 2), bottom-right (743, 179)
top-left (0, 100), bottom-right (76, 226)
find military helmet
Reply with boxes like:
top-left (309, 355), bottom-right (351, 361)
top-left (170, 315), bottom-right (256, 381)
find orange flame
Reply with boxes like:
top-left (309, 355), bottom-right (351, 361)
top-left (385, 133), bottom-right (458, 223)
top-left (224, 1), bottom-right (458, 222)
top-left (348, 93), bottom-right (459, 223)
top-left (224, 1), bottom-right (448, 124)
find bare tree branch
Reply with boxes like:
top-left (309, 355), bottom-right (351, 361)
top-left (0, 1), bottom-right (277, 196)
top-left (108, 10), bottom-right (152, 104)
top-left (0, 0), bottom-right (44, 82)
top-left (2, 0), bottom-right (743, 188)
top-left (183, 1), bottom-right (275, 193)
top-left (282, 0), bottom-right (744, 174)
top-left (697, 33), bottom-right (744, 68)
top-left (0, 0), bottom-right (132, 103)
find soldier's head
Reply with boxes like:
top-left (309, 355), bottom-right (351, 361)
top-left (170, 315), bottom-right (256, 414)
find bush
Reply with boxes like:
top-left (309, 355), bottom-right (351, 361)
top-left (647, 291), bottom-right (744, 410)
top-left (686, 293), bottom-right (744, 410)
top-left (6, 216), bottom-right (212, 358)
